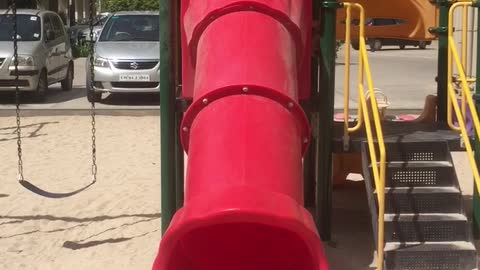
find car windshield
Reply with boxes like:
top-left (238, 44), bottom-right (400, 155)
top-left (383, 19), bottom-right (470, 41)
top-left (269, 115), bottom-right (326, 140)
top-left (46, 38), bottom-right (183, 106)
top-left (99, 15), bottom-right (159, 42)
top-left (0, 14), bottom-right (41, 41)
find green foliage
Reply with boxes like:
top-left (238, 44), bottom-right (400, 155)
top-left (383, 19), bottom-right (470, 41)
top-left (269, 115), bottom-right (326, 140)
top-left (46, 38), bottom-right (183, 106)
top-left (102, 0), bottom-right (159, 12)
top-left (72, 43), bottom-right (92, 58)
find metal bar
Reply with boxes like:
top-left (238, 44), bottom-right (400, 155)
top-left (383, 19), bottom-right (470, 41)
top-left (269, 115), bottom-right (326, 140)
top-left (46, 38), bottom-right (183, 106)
top-left (175, 111), bottom-right (184, 210)
top-left (462, 6), bottom-right (469, 118)
top-left (448, 5), bottom-right (462, 131)
top-left (173, 0), bottom-right (184, 211)
top-left (438, 2), bottom-right (450, 122)
top-left (473, 2), bottom-right (480, 238)
top-left (343, 5), bottom-right (363, 136)
top-left (304, 0), bottom-right (321, 210)
top-left (160, 0), bottom-right (177, 235)
top-left (316, 0), bottom-right (338, 241)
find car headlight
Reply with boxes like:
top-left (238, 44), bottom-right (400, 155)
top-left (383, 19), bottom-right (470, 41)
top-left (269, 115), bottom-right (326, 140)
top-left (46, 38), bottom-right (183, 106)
top-left (12, 55), bottom-right (35, 66)
top-left (94, 56), bottom-right (109, 68)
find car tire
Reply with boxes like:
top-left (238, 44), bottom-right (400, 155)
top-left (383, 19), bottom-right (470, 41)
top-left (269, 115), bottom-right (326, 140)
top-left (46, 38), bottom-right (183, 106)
top-left (369, 39), bottom-right (382, 52)
top-left (34, 70), bottom-right (48, 102)
top-left (61, 63), bottom-right (73, 91)
top-left (399, 44), bottom-right (406, 50)
top-left (351, 42), bottom-right (359, 50)
top-left (419, 41), bottom-right (427, 49)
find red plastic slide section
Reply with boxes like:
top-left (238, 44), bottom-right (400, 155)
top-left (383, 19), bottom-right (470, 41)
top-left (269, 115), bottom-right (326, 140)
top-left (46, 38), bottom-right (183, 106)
top-left (153, 1), bottom-right (329, 269)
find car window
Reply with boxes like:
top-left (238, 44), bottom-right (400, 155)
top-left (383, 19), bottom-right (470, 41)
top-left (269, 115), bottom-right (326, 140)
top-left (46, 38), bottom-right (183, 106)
top-left (374, 18), bottom-right (397, 26)
top-left (51, 14), bottom-right (65, 38)
top-left (0, 14), bottom-right (41, 41)
top-left (43, 15), bottom-right (54, 39)
top-left (99, 15), bottom-right (159, 42)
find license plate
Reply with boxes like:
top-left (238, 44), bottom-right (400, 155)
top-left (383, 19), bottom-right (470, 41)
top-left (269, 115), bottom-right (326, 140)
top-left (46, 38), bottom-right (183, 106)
top-left (119, 74), bottom-right (150, 81)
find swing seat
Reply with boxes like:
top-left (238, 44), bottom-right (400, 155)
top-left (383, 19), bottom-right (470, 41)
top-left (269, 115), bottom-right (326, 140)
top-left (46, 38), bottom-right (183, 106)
top-left (19, 180), bottom-right (95, 199)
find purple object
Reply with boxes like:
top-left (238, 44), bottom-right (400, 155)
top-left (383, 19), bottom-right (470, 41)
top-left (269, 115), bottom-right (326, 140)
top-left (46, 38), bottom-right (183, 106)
top-left (453, 98), bottom-right (474, 136)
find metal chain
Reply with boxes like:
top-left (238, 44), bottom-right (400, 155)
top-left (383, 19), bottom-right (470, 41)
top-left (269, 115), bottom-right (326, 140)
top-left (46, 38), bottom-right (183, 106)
top-left (89, 0), bottom-right (97, 183)
top-left (11, 1), bottom-right (24, 182)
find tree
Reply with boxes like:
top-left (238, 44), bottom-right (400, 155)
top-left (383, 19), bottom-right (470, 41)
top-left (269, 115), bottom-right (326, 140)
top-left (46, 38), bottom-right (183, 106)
top-left (102, 0), bottom-right (158, 12)
top-left (8, 0), bottom-right (36, 9)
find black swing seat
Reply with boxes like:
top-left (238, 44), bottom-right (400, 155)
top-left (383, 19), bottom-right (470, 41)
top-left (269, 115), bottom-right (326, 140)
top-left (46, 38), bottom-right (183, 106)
top-left (19, 180), bottom-right (96, 199)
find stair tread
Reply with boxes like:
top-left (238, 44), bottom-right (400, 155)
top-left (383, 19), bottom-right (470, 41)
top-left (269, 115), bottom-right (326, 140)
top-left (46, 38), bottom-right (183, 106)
top-left (385, 241), bottom-right (476, 252)
top-left (377, 186), bottom-right (460, 194)
top-left (372, 161), bottom-right (453, 168)
top-left (384, 213), bottom-right (468, 222)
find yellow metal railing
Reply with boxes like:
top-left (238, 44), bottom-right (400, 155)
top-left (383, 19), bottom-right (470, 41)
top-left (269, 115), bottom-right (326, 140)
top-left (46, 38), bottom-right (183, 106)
top-left (448, 1), bottom-right (480, 195)
top-left (343, 3), bottom-right (386, 270)
top-left (448, 1), bottom-right (477, 131)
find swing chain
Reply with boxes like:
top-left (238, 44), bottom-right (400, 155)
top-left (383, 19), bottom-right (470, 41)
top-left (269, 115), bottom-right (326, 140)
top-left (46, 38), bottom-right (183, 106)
top-left (11, 1), bottom-right (24, 182)
top-left (89, 0), bottom-right (97, 183)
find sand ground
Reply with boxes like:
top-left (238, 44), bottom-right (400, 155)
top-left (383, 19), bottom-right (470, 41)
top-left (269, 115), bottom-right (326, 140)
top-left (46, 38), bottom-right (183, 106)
top-left (0, 114), bottom-right (477, 269)
top-left (0, 115), bottom-right (161, 270)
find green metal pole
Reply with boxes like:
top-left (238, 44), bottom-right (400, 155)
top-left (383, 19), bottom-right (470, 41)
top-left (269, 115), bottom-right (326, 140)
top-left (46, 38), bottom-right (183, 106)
top-left (160, 0), bottom-right (176, 235)
top-left (472, 3), bottom-right (480, 239)
top-left (304, 2), bottom-right (322, 210)
top-left (436, 0), bottom-right (450, 123)
top-left (316, 0), bottom-right (339, 241)
top-left (175, 111), bottom-right (184, 210)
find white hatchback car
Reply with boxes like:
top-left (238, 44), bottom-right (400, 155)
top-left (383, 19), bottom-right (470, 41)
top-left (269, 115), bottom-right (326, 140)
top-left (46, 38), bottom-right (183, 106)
top-left (0, 9), bottom-right (74, 100)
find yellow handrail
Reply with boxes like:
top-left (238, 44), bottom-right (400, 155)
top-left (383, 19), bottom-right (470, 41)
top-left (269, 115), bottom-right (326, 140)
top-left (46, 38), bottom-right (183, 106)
top-left (343, 3), bottom-right (386, 270)
top-left (448, 2), bottom-right (476, 131)
top-left (448, 1), bottom-right (480, 195)
top-left (343, 4), bottom-right (363, 148)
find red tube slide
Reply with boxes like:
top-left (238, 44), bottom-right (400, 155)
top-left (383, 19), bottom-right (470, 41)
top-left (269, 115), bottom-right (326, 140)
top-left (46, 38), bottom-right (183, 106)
top-left (153, 1), bottom-right (329, 269)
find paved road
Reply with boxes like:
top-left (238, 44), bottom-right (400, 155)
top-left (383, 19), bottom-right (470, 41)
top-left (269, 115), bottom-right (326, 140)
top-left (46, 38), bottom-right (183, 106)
top-left (0, 43), bottom-right (439, 111)
top-left (335, 41), bottom-right (439, 110)
top-left (0, 58), bottom-right (160, 111)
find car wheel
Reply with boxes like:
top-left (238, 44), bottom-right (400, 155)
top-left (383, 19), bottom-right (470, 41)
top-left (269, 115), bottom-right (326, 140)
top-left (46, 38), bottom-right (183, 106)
top-left (399, 44), bottom-right (406, 50)
top-left (419, 41), bottom-right (427, 49)
top-left (34, 70), bottom-right (48, 102)
top-left (351, 41), bottom-right (359, 50)
top-left (61, 63), bottom-right (73, 91)
top-left (372, 39), bottom-right (382, 51)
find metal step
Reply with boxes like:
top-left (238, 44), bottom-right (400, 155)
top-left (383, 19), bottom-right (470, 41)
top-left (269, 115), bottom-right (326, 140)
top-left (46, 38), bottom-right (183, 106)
top-left (378, 186), bottom-right (462, 214)
top-left (385, 213), bottom-right (469, 242)
top-left (382, 141), bottom-right (450, 162)
top-left (385, 241), bottom-right (477, 270)
top-left (370, 161), bottom-right (457, 188)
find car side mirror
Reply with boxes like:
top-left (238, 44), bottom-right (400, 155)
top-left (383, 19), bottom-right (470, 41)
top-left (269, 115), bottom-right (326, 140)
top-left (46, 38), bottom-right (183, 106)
top-left (46, 30), bottom-right (55, 41)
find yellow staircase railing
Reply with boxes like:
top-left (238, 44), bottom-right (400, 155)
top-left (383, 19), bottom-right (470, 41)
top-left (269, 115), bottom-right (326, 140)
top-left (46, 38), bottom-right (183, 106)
top-left (342, 3), bottom-right (386, 270)
top-left (448, 1), bottom-right (480, 196)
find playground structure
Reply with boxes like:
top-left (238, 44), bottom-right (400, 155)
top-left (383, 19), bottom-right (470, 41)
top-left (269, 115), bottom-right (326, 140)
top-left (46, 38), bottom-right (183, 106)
top-left (5, 0), bottom-right (480, 269)
top-left (156, 0), bottom-right (480, 269)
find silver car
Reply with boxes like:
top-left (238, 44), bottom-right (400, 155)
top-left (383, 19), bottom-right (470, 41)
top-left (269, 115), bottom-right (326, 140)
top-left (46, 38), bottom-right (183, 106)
top-left (0, 9), bottom-right (74, 100)
top-left (87, 11), bottom-right (159, 102)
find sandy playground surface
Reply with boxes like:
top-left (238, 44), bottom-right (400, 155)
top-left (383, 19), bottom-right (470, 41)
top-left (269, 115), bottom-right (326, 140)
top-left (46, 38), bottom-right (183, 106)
top-left (0, 114), bottom-right (477, 269)
top-left (0, 115), bottom-right (161, 270)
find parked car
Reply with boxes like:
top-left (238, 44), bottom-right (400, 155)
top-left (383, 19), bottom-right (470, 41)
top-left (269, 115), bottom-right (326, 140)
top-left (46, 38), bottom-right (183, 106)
top-left (350, 18), bottom-right (432, 51)
top-left (87, 11), bottom-right (159, 102)
top-left (0, 9), bottom-right (74, 100)
top-left (67, 13), bottom-right (110, 46)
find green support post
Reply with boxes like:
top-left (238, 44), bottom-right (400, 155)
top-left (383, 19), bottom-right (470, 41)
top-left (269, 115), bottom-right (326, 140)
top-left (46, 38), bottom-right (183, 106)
top-left (435, 0), bottom-right (450, 123)
top-left (160, 0), bottom-right (177, 235)
top-left (473, 2), bottom-right (480, 238)
top-left (175, 110), bottom-right (184, 210)
top-left (304, 1), bottom-right (321, 210)
top-left (316, 0), bottom-right (340, 241)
